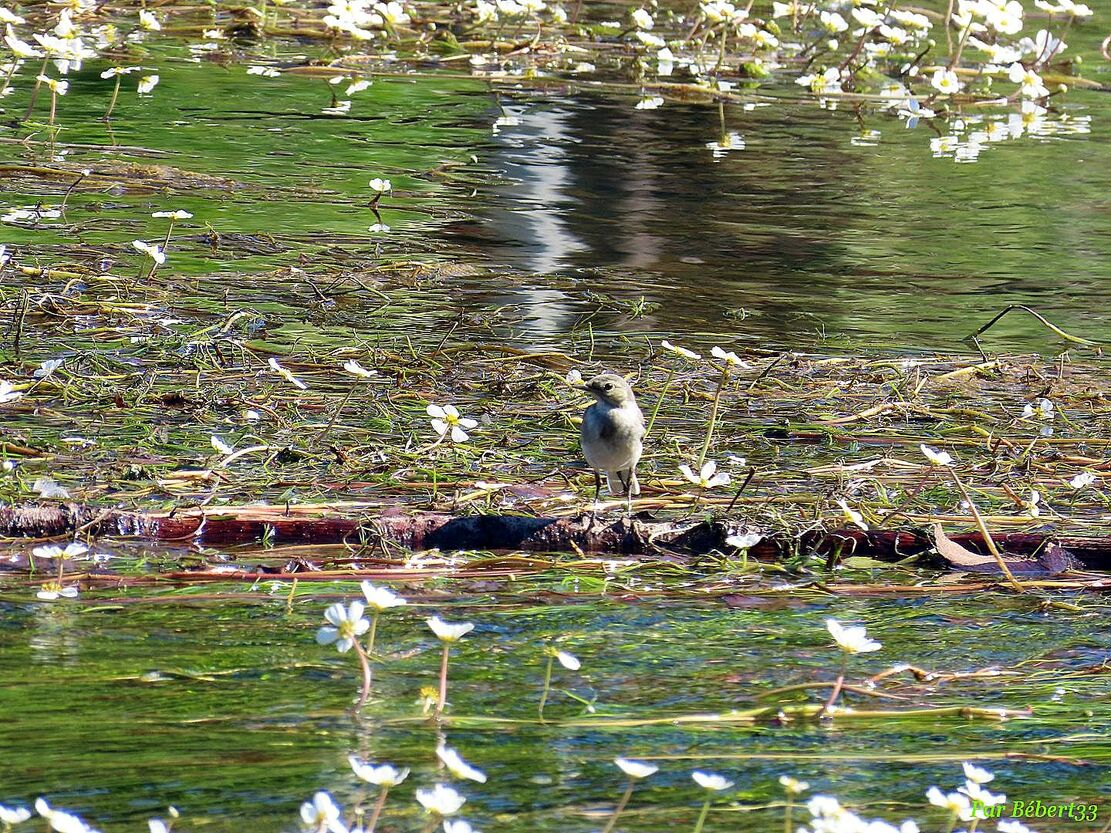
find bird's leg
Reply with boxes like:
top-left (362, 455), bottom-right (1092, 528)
top-left (618, 470), bottom-right (633, 514)
top-left (593, 469), bottom-right (601, 504)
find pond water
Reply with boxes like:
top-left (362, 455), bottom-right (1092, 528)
top-left (2, 6), bottom-right (1111, 833)
top-left (2, 559), bottom-right (1109, 832)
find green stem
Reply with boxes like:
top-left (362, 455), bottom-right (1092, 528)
top-left (692, 797), bottom-right (712, 833)
top-left (601, 780), bottom-right (635, 833)
top-left (365, 786), bottom-right (389, 833)
top-left (161, 219), bottom-right (176, 252)
top-left (784, 795), bottom-right (793, 833)
top-left (353, 638), bottom-right (372, 715)
top-left (538, 653), bottom-right (554, 722)
top-left (643, 367), bottom-right (675, 439)
top-left (104, 75), bottom-right (121, 120)
top-left (435, 644), bottom-right (450, 718)
top-left (697, 365), bottom-right (730, 468)
top-left (367, 611), bottom-right (380, 656)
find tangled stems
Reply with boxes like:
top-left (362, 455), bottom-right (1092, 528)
top-left (697, 363), bottom-right (730, 468)
top-left (601, 779), bottom-right (636, 833)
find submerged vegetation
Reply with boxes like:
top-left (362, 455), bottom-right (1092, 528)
top-left (0, 0), bottom-right (1109, 830)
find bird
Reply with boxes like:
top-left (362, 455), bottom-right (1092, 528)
top-left (579, 372), bottom-right (645, 503)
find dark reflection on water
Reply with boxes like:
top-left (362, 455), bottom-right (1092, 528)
top-left (457, 89), bottom-right (1110, 352)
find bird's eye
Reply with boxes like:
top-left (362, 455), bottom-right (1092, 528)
top-left (603, 383), bottom-right (612, 390)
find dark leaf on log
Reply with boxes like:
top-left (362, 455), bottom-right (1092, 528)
top-left (933, 524), bottom-right (995, 568)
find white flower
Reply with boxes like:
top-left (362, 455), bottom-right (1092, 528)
top-left (427, 615), bottom-right (475, 642)
top-left (5, 28), bottom-right (42, 58)
top-left (926, 787), bottom-right (973, 821)
top-left (959, 781), bottom-right (1006, 808)
top-left (36, 583), bottom-right (80, 601)
top-left (369, 177), bottom-right (392, 193)
top-left (211, 435), bottom-right (234, 455)
top-left (346, 78), bottom-right (372, 94)
top-left (726, 531), bottom-right (762, 549)
top-left (427, 403), bottom-right (479, 443)
top-left (137, 75), bottom-right (159, 94)
top-left (778, 775), bottom-right (810, 794)
top-left (443, 822), bottom-right (480, 833)
top-left (692, 771), bottom-right (734, 791)
top-left (0, 379), bottom-right (22, 404)
top-left (343, 359), bottom-right (377, 378)
top-left (1069, 471), bottom-right (1096, 490)
top-left (0, 805), bottom-right (31, 826)
top-left (416, 784), bottom-right (466, 816)
top-left (679, 461), bottom-right (731, 489)
top-left (152, 210), bottom-right (193, 220)
top-left (148, 821), bottom-right (168, 833)
top-left (1008, 63), bottom-right (1049, 98)
top-left (348, 755), bottom-right (410, 786)
top-left (33, 477), bottom-right (70, 498)
top-left (614, 757), bottom-right (658, 779)
top-left (997, 821), bottom-right (1034, 833)
top-left (299, 792), bottom-right (347, 833)
top-left (836, 498), bottom-right (868, 530)
top-left (132, 240), bottom-right (165, 264)
top-left (138, 9), bottom-right (161, 30)
top-left (931, 68), bottom-right (962, 95)
top-left (920, 444), bottom-right (953, 466)
top-left (710, 345), bottom-right (747, 367)
top-left (315, 601), bottom-right (370, 653)
top-left (565, 369), bottom-right (583, 385)
top-left (34, 799), bottom-right (100, 833)
top-left (987, 0), bottom-right (1023, 34)
top-left (556, 650), bottom-right (581, 670)
top-left (826, 619), bottom-right (881, 654)
top-left (962, 762), bottom-right (994, 784)
top-left (1023, 489), bottom-right (1041, 518)
top-left (247, 65), bottom-right (282, 77)
top-left (631, 7), bottom-right (654, 28)
top-left (437, 746), bottom-right (487, 783)
top-left (268, 357), bottom-right (307, 390)
top-left (101, 65), bottom-right (141, 78)
top-left (474, 0), bottom-right (498, 23)
top-left (34, 359), bottom-right (63, 379)
top-left (36, 75), bottom-right (68, 95)
top-left (369, 222), bottom-right (390, 233)
top-left (377, 1), bottom-right (411, 26)
top-left (32, 542), bottom-right (88, 559)
top-left (360, 581), bottom-right (406, 610)
top-left (635, 96), bottom-right (664, 110)
top-left (660, 340), bottom-right (701, 360)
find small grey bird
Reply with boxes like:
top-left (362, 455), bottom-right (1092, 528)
top-left (580, 373), bottom-right (645, 501)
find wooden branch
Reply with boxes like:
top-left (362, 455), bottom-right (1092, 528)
top-left (0, 504), bottom-right (1105, 572)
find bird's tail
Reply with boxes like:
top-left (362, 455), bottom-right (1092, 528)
top-left (606, 470), bottom-right (640, 496)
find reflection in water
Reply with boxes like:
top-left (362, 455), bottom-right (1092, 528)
top-left (462, 90), bottom-right (1111, 352)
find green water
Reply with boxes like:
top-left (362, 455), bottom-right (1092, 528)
top-left (3, 6), bottom-right (1111, 832)
top-left (1, 570), bottom-right (1108, 831)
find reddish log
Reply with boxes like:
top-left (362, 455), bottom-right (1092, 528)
top-left (0, 503), bottom-right (1106, 571)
